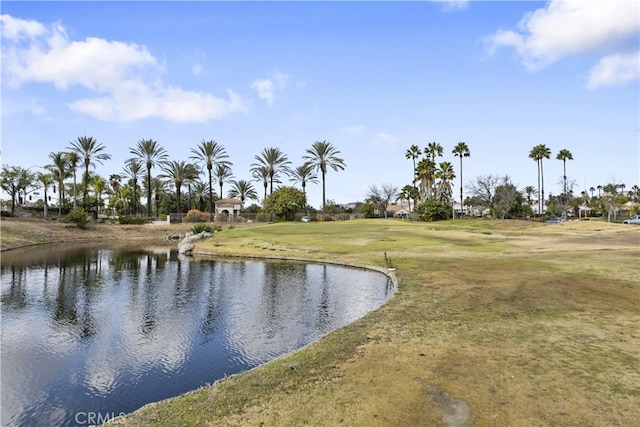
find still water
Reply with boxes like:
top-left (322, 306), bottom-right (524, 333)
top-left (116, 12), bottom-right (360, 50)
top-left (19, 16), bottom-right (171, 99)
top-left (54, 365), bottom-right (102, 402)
top-left (1, 243), bottom-right (392, 427)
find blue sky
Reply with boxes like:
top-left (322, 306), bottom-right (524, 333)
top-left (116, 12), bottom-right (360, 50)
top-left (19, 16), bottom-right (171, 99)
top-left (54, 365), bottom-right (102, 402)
top-left (2, 1), bottom-right (639, 208)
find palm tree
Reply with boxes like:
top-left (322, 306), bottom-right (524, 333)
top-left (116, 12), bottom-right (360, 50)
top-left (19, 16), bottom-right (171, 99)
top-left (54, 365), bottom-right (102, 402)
top-left (556, 149), bottom-right (574, 195)
top-left (90, 175), bottom-right (107, 215)
top-left (213, 163), bottom-right (234, 202)
top-left (589, 186), bottom-right (595, 199)
top-left (250, 165), bottom-right (273, 203)
top-left (65, 151), bottom-right (81, 209)
top-left (129, 139), bottom-right (168, 218)
top-left (434, 161), bottom-right (456, 205)
top-left (631, 185), bottom-right (640, 203)
top-left (190, 140), bottom-right (230, 221)
top-left (524, 185), bottom-right (537, 206)
top-left (36, 171), bottom-right (54, 219)
top-left (405, 145), bottom-right (422, 204)
top-left (67, 136), bottom-right (111, 210)
top-left (192, 181), bottom-right (209, 212)
top-left (228, 180), bottom-right (259, 208)
top-left (415, 157), bottom-right (435, 201)
top-left (123, 160), bottom-right (142, 215)
top-left (303, 141), bottom-right (346, 214)
top-left (529, 144), bottom-right (551, 216)
top-left (424, 141), bottom-right (444, 197)
top-left (150, 177), bottom-right (168, 218)
top-left (47, 151), bottom-right (71, 219)
top-left (289, 163), bottom-right (319, 202)
top-left (160, 161), bottom-right (199, 215)
top-left (597, 185), bottom-right (602, 198)
top-left (251, 147), bottom-right (291, 195)
top-left (452, 141), bottom-right (470, 218)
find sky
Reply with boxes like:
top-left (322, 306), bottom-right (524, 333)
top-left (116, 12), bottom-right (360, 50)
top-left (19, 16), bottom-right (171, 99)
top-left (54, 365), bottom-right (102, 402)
top-left (2, 0), bottom-right (639, 209)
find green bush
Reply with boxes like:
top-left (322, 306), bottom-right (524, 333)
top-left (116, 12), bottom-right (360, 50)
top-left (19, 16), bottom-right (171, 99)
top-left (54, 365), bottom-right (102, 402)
top-left (68, 208), bottom-right (89, 228)
top-left (118, 216), bottom-right (149, 225)
top-left (414, 199), bottom-right (450, 222)
top-left (191, 223), bottom-right (216, 234)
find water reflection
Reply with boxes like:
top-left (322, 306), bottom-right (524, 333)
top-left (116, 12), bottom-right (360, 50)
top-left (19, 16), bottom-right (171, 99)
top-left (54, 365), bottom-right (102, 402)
top-left (1, 244), bottom-right (392, 427)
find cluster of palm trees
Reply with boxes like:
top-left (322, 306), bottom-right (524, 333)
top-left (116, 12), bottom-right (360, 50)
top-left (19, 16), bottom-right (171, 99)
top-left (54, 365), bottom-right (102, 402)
top-left (528, 145), bottom-right (574, 215)
top-left (403, 141), bottom-right (470, 213)
top-left (24, 136), bottom-right (346, 220)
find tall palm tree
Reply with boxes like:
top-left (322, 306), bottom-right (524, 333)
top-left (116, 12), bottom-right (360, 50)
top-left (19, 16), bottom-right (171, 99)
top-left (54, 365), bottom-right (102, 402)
top-left (213, 163), bottom-right (234, 202)
top-left (405, 144), bottom-right (422, 205)
top-left (303, 140), bottom-right (346, 214)
top-left (251, 147), bottom-right (291, 195)
top-left (425, 141), bottom-right (443, 160)
top-left (452, 141), bottom-right (470, 218)
top-left (556, 149), bottom-right (574, 195)
top-left (415, 157), bottom-right (436, 201)
top-left (529, 144), bottom-right (551, 216)
top-left (289, 163), bottom-right (319, 202)
top-left (150, 177), bottom-right (168, 219)
top-left (65, 151), bottom-right (81, 209)
top-left (190, 140), bottom-right (230, 221)
top-left (434, 161), bottom-right (456, 205)
top-left (524, 185), bottom-right (537, 206)
top-left (589, 186), bottom-right (595, 199)
top-left (47, 151), bottom-right (71, 219)
top-left (228, 180), bottom-right (259, 207)
top-left (36, 172), bottom-right (54, 219)
top-left (250, 165), bottom-right (273, 203)
top-left (90, 175), bottom-right (107, 215)
top-left (160, 161), bottom-right (199, 215)
top-left (129, 139), bottom-right (168, 218)
top-left (192, 181), bottom-right (209, 212)
top-left (67, 136), bottom-right (111, 210)
top-left (597, 185), bottom-right (602, 198)
top-left (123, 160), bottom-right (142, 215)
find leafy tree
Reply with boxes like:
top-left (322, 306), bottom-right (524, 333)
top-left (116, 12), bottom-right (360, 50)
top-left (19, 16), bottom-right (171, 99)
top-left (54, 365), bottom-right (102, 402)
top-left (452, 141), bottom-right (470, 217)
top-left (251, 147), bottom-right (291, 196)
top-left (528, 144), bottom-right (551, 216)
top-left (228, 180), bottom-right (259, 207)
top-left (303, 141), bottom-right (346, 215)
top-left (493, 181), bottom-right (520, 219)
top-left (414, 198), bottom-right (450, 222)
top-left (357, 201), bottom-right (376, 218)
top-left (129, 139), bottom-right (168, 218)
top-left (435, 161), bottom-right (455, 205)
top-left (47, 151), bottom-right (71, 219)
top-left (0, 165), bottom-right (34, 217)
top-left (263, 186), bottom-right (306, 221)
top-left (160, 161), bottom-right (199, 215)
top-left (67, 136), bottom-right (111, 210)
top-left (467, 174), bottom-right (516, 218)
top-left (289, 163), bottom-right (318, 202)
top-left (366, 184), bottom-right (398, 218)
top-left (190, 140), bottom-right (230, 221)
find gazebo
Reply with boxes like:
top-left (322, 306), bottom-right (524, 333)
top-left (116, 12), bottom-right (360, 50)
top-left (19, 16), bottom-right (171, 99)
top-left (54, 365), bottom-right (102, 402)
top-left (214, 198), bottom-right (243, 221)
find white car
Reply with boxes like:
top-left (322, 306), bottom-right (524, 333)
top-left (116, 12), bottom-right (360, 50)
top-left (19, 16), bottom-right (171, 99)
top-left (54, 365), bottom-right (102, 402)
top-left (301, 216), bottom-right (311, 222)
top-left (622, 215), bottom-right (640, 225)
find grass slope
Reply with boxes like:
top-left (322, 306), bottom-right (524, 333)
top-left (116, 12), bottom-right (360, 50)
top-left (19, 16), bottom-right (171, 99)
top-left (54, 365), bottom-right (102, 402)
top-left (122, 219), bottom-right (639, 426)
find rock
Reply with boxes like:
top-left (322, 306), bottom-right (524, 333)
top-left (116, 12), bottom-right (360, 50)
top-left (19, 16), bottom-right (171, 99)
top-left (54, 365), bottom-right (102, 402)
top-left (177, 231), bottom-right (212, 255)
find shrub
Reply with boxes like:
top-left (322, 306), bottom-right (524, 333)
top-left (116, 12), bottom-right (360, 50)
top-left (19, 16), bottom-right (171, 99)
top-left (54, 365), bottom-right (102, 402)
top-left (118, 216), bottom-right (149, 225)
top-left (68, 208), bottom-right (89, 228)
top-left (185, 209), bottom-right (209, 223)
top-left (414, 199), bottom-right (450, 222)
top-left (191, 223), bottom-right (215, 234)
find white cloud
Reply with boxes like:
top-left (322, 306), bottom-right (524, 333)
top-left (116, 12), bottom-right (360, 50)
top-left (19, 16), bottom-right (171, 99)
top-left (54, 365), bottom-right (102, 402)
top-left (485, 0), bottom-right (640, 87)
top-left (436, 1), bottom-right (468, 13)
top-left (587, 52), bottom-right (640, 89)
top-left (251, 71), bottom-right (292, 106)
top-left (1, 14), bottom-right (246, 123)
top-left (340, 124), bottom-right (366, 136)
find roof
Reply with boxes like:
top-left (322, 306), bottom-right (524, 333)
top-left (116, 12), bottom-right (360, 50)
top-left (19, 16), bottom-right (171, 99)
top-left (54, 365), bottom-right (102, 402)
top-left (215, 198), bottom-right (243, 206)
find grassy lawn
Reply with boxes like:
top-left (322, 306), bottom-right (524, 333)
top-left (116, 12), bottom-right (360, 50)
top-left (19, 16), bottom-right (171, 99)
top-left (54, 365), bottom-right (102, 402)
top-left (120, 219), bottom-right (639, 426)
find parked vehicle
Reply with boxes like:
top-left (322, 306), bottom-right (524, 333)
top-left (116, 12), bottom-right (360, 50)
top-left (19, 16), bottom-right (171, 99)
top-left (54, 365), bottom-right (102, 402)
top-left (301, 216), bottom-right (310, 222)
top-left (622, 215), bottom-right (640, 225)
top-left (544, 217), bottom-right (565, 223)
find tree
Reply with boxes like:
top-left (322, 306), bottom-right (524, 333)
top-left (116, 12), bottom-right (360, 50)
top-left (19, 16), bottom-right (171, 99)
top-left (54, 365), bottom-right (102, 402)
top-left (67, 136), bottom-right (111, 210)
top-left (36, 171), bottom-right (54, 219)
top-left (190, 140), bottom-right (230, 221)
top-left (414, 199), bottom-right (450, 222)
top-left (467, 174), bottom-right (515, 218)
top-left (90, 175), bottom-right (107, 215)
top-left (415, 157), bottom-right (436, 201)
top-left (213, 163), bottom-right (234, 202)
top-left (47, 151), bottom-right (71, 219)
top-left (523, 185), bottom-right (537, 206)
top-left (528, 144), bottom-right (551, 217)
top-left (129, 139), bottom-right (168, 218)
top-left (228, 180), bottom-right (259, 207)
top-left (250, 165), bottom-right (274, 204)
top-left (0, 165), bottom-right (34, 217)
top-left (366, 184), bottom-right (398, 218)
top-left (493, 181), bottom-right (520, 219)
top-left (556, 149), bottom-right (574, 196)
top-left (434, 161), bottom-right (456, 206)
top-left (303, 141), bottom-right (346, 215)
top-left (150, 177), bottom-right (168, 219)
top-left (452, 141), bottom-right (470, 217)
top-left (123, 160), bottom-right (142, 215)
top-left (160, 161), bottom-right (199, 215)
top-left (289, 163), bottom-right (318, 202)
top-left (251, 147), bottom-right (291, 196)
top-left (65, 151), bottom-right (80, 209)
top-left (263, 186), bottom-right (306, 221)
top-left (405, 145), bottom-right (422, 206)
top-left (397, 185), bottom-right (417, 212)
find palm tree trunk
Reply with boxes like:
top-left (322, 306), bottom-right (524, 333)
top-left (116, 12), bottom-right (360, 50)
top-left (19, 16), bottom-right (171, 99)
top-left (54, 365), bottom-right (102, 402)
top-left (208, 168), bottom-right (213, 222)
top-left (147, 167), bottom-right (152, 218)
top-left (321, 170), bottom-right (326, 215)
top-left (540, 159), bottom-right (545, 216)
top-left (459, 156), bottom-right (463, 219)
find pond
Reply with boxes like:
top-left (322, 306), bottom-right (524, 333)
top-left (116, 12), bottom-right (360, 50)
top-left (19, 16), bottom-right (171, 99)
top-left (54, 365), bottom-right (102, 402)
top-left (0, 243), bottom-right (392, 427)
